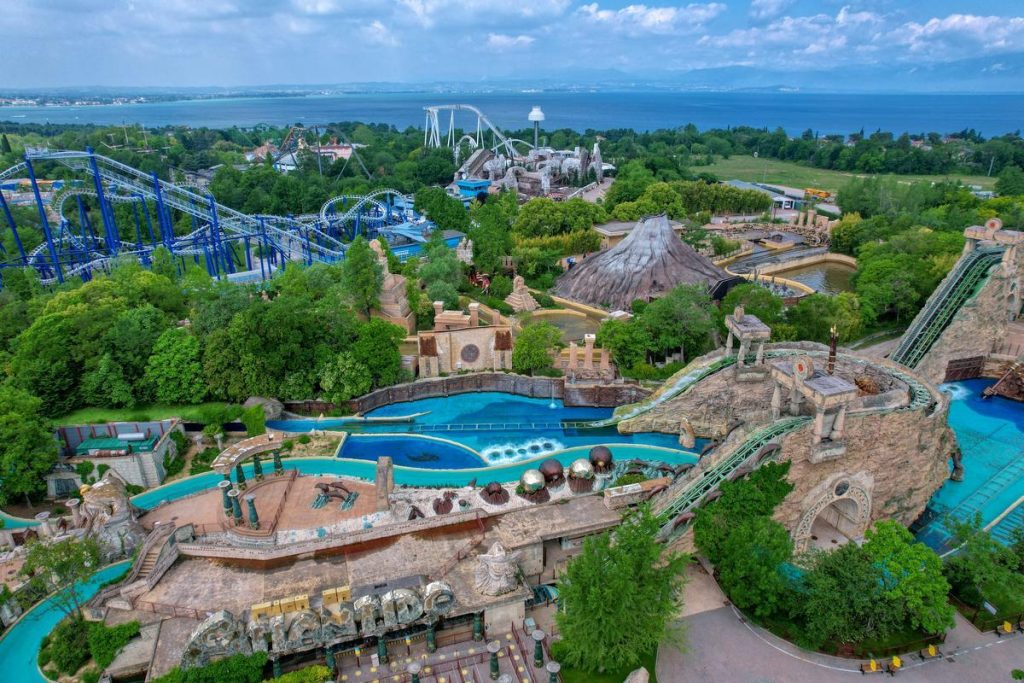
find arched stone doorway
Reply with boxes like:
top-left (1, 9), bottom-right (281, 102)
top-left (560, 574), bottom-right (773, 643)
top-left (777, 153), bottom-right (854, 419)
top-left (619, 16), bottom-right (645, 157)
top-left (793, 477), bottom-right (872, 553)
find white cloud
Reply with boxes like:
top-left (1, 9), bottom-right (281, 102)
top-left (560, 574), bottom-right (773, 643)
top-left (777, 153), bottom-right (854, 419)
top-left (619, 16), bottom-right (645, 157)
top-left (749, 0), bottom-right (793, 21)
top-left (897, 14), bottom-right (1024, 54)
top-left (487, 33), bottom-right (535, 50)
top-left (363, 19), bottom-right (398, 46)
top-left (578, 2), bottom-right (727, 36)
top-left (398, 0), bottom-right (570, 28)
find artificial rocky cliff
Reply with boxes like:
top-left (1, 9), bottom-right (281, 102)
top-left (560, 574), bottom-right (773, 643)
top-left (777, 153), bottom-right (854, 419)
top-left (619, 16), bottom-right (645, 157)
top-left (643, 345), bottom-right (956, 554)
top-left (912, 260), bottom-right (1017, 386)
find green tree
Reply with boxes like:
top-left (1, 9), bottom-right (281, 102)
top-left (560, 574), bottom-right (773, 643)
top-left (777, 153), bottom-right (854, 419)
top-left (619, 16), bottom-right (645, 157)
top-left (798, 542), bottom-right (889, 647)
top-left (240, 405), bottom-right (266, 436)
top-left (143, 328), bottom-right (207, 404)
top-left (0, 134), bottom-right (12, 155)
top-left (9, 313), bottom-right (82, 415)
top-left (596, 318), bottom-right (653, 369)
top-left (149, 246), bottom-right (178, 281)
top-left (556, 505), bottom-right (688, 673)
top-left (350, 318), bottom-right (406, 388)
top-left (637, 284), bottom-right (716, 360)
top-left (693, 462), bottom-right (793, 566)
top-left (426, 281), bottom-right (460, 310)
top-left (0, 385), bottom-right (59, 505)
top-left (340, 236), bottom-right (383, 317)
top-left (469, 200), bottom-right (514, 273)
top-left (320, 352), bottom-right (373, 403)
top-left (785, 292), bottom-right (862, 343)
top-left (717, 515), bottom-right (793, 618)
top-left (418, 231), bottom-right (463, 291)
top-left (862, 521), bottom-right (954, 635)
top-left (719, 283), bottom-right (784, 329)
top-left (996, 165), bottom-right (1024, 197)
top-left (81, 353), bottom-right (135, 408)
top-left (21, 536), bottom-right (102, 618)
top-left (511, 322), bottom-right (562, 375)
top-left (414, 187), bottom-right (469, 231)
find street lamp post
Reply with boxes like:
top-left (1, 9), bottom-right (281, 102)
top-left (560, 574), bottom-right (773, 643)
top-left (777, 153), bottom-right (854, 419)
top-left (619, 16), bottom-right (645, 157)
top-left (532, 629), bottom-right (546, 668)
top-left (487, 640), bottom-right (501, 680)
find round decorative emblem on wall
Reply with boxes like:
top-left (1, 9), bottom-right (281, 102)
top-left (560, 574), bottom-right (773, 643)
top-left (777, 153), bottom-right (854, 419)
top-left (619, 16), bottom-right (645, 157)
top-left (834, 480), bottom-right (850, 497)
top-left (793, 356), bottom-right (815, 380)
top-left (460, 344), bottom-right (480, 363)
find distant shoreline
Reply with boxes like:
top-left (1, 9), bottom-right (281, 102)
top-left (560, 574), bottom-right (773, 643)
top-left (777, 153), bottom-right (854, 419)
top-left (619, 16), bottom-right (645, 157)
top-left (1, 91), bottom-right (1021, 137)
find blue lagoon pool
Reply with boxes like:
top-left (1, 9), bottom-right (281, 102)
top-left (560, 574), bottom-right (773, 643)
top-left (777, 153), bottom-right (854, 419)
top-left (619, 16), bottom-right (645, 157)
top-left (916, 379), bottom-right (1024, 551)
top-left (269, 392), bottom-right (699, 468)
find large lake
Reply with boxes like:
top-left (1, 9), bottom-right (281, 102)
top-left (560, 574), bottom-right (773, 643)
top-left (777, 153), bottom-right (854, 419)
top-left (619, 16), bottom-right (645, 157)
top-left (2, 91), bottom-right (1021, 135)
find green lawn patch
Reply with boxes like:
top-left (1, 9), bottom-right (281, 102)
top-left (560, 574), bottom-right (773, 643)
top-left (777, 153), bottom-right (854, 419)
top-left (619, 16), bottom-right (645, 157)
top-left (54, 402), bottom-right (231, 426)
top-left (701, 155), bottom-right (996, 194)
top-left (551, 642), bottom-right (659, 683)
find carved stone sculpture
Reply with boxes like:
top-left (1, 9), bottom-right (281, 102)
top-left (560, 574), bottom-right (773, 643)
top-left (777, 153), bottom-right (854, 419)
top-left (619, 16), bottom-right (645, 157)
top-left (505, 275), bottom-right (539, 312)
top-left (474, 542), bottom-right (522, 596)
top-left (79, 472), bottom-right (146, 561)
top-left (181, 610), bottom-right (253, 670)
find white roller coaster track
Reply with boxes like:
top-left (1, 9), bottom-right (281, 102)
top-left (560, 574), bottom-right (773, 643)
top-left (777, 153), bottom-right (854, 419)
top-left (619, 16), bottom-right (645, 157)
top-left (423, 104), bottom-right (530, 161)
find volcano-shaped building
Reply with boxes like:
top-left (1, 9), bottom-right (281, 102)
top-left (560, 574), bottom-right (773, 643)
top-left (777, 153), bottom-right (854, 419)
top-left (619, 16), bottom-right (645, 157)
top-left (554, 214), bottom-right (739, 310)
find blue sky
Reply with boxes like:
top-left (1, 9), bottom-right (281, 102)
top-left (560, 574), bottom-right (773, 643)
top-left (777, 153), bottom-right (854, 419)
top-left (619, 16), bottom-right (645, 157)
top-left (1, 1), bottom-right (1023, 88)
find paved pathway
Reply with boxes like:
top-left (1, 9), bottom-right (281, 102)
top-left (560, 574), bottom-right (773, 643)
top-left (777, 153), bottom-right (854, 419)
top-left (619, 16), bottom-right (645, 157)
top-left (657, 564), bottom-right (1024, 682)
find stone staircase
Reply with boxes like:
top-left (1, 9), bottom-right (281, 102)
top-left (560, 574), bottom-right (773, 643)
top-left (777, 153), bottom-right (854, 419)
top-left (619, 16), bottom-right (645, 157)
top-left (136, 545), bottom-right (163, 582)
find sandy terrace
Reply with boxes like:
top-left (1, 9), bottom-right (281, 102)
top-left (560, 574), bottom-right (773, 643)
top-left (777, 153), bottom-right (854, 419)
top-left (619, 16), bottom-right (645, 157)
top-left (140, 474), bottom-right (378, 534)
top-left (140, 520), bottom-right (480, 615)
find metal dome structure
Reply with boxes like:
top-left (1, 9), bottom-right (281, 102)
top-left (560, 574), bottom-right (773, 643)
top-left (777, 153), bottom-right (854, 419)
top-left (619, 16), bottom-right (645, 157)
top-left (519, 469), bottom-right (545, 493)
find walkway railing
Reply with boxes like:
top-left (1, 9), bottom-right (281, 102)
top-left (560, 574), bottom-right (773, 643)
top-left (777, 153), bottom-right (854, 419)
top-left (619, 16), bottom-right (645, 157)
top-left (405, 421), bottom-right (599, 433)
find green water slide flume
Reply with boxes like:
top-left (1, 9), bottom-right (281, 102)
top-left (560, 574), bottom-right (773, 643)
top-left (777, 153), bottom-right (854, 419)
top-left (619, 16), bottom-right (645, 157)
top-left (644, 349), bottom-right (938, 538)
top-left (890, 247), bottom-right (1004, 369)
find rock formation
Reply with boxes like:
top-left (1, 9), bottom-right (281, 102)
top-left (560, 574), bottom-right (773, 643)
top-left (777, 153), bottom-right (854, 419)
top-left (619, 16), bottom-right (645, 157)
top-left (79, 472), bottom-right (146, 561)
top-left (554, 214), bottom-right (735, 310)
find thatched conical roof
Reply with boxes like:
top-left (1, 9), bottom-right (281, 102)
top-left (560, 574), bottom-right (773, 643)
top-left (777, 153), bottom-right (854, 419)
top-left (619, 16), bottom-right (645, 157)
top-left (554, 214), bottom-right (734, 310)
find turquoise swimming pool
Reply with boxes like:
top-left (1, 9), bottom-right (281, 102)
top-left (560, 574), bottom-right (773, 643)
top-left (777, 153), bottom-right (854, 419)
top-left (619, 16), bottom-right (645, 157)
top-left (915, 379), bottom-right (1024, 553)
top-left (268, 392), bottom-right (700, 468)
top-left (130, 445), bottom-right (700, 510)
top-left (0, 561), bottom-right (130, 683)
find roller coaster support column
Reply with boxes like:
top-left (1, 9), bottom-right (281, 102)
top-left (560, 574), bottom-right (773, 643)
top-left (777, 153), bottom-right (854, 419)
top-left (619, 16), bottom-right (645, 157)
top-left (207, 196), bottom-right (233, 276)
top-left (130, 201), bottom-right (145, 253)
top-left (139, 196), bottom-right (156, 246)
top-left (76, 195), bottom-right (97, 246)
top-left (86, 147), bottom-right (119, 253)
top-left (257, 218), bottom-right (268, 281)
top-left (23, 154), bottom-right (63, 283)
top-left (0, 187), bottom-right (27, 264)
top-left (244, 237), bottom-right (253, 271)
top-left (150, 172), bottom-right (173, 250)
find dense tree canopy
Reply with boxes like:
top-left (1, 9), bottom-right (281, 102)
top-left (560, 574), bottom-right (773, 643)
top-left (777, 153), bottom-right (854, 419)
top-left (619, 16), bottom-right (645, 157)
top-left (0, 385), bottom-right (58, 504)
top-left (556, 505), bottom-right (688, 674)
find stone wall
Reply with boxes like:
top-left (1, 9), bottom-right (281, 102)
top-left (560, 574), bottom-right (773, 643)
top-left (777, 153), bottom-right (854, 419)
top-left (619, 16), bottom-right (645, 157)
top-left (650, 346), bottom-right (955, 554)
top-left (772, 399), bottom-right (954, 552)
top-left (619, 344), bottom-right (901, 439)
top-left (913, 260), bottom-right (1018, 385)
top-left (349, 374), bottom-right (650, 414)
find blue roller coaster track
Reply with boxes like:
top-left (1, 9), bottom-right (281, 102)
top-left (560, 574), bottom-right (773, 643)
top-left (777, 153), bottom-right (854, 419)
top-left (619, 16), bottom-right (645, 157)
top-left (0, 148), bottom-right (434, 286)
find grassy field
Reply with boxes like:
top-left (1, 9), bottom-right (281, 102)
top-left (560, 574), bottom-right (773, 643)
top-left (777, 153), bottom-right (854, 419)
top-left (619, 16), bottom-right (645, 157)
top-left (54, 402), bottom-right (231, 426)
top-left (701, 155), bottom-right (997, 194)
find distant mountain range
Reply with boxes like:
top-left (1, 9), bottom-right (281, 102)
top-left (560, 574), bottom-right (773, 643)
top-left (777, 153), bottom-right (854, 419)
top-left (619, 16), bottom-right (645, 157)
top-left (2, 54), bottom-right (1022, 97)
